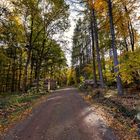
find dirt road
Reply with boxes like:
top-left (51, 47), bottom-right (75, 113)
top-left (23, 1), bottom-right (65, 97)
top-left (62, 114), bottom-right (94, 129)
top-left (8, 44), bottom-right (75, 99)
top-left (3, 88), bottom-right (117, 140)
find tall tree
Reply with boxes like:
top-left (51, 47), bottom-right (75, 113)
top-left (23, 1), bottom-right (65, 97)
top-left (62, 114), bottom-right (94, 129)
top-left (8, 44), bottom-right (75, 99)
top-left (90, 8), bottom-right (97, 85)
top-left (107, 0), bottom-right (123, 95)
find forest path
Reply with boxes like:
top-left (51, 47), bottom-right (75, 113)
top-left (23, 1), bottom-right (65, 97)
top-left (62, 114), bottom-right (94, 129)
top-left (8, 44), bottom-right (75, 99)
top-left (3, 88), bottom-right (117, 140)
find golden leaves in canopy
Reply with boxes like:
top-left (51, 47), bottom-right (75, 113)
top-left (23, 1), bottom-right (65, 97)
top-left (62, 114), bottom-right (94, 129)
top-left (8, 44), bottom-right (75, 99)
top-left (87, 0), bottom-right (108, 12)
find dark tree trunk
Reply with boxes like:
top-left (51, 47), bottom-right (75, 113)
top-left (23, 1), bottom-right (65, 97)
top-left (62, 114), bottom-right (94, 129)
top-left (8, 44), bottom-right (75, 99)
top-left (128, 22), bottom-right (135, 52)
top-left (124, 6), bottom-right (135, 52)
top-left (90, 10), bottom-right (97, 85)
top-left (11, 60), bottom-right (16, 92)
top-left (36, 62), bottom-right (41, 91)
top-left (6, 64), bottom-right (11, 91)
top-left (124, 37), bottom-right (128, 51)
top-left (101, 48), bottom-right (106, 82)
top-left (121, 23), bottom-right (129, 52)
top-left (36, 38), bottom-right (46, 91)
top-left (35, 58), bottom-right (38, 80)
top-left (23, 17), bottom-right (34, 92)
top-left (15, 70), bottom-right (18, 91)
top-left (109, 48), bottom-right (114, 73)
top-left (18, 50), bottom-right (22, 91)
top-left (23, 49), bottom-right (31, 92)
top-left (108, 0), bottom-right (123, 95)
top-left (92, 8), bottom-right (104, 88)
top-left (30, 55), bottom-right (34, 86)
top-left (11, 47), bottom-right (16, 92)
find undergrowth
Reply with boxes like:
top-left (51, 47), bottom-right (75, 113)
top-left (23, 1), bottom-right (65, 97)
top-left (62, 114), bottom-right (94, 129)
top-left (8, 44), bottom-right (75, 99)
top-left (0, 87), bottom-right (49, 135)
top-left (82, 88), bottom-right (140, 140)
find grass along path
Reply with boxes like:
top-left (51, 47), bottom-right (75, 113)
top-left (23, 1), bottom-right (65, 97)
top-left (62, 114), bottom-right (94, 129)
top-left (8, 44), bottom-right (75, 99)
top-left (0, 89), bottom-right (49, 136)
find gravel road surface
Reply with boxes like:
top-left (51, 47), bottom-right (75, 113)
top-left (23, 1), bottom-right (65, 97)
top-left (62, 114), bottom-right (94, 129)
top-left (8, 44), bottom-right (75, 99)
top-left (2, 88), bottom-right (117, 140)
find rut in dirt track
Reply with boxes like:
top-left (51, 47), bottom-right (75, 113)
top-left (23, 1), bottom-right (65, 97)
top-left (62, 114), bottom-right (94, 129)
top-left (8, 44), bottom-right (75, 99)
top-left (3, 88), bottom-right (117, 140)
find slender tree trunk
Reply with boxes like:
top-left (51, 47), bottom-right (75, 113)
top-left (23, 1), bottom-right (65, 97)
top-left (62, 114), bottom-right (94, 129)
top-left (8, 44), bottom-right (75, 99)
top-left (23, 49), bottom-right (31, 92)
top-left (11, 47), bottom-right (16, 92)
top-left (11, 59), bottom-right (16, 92)
top-left (6, 64), bottom-right (11, 91)
top-left (30, 55), bottom-right (34, 86)
top-left (121, 23), bottom-right (128, 51)
top-left (101, 48), bottom-right (106, 82)
top-left (109, 48), bottom-right (114, 74)
top-left (15, 70), bottom-right (18, 91)
top-left (128, 22), bottom-right (135, 51)
top-left (90, 10), bottom-right (97, 85)
top-left (18, 50), bottom-right (22, 91)
top-left (23, 17), bottom-right (34, 92)
top-left (124, 37), bottom-right (128, 51)
top-left (35, 59), bottom-right (38, 80)
top-left (108, 0), bottom-right (123, 95)
top-left (124, 6), bottom-right (135, 52)
top-left (36, 38), bottom-right (46, 91)
top-left (92, 8), bottom-right (104, 88)
top-left (36, 61), bottom-right (42, 91)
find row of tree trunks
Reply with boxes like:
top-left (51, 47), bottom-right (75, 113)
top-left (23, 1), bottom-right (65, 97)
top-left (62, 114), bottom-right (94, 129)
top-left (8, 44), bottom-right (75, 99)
top-left (89, 0), bottom-right (123, 95)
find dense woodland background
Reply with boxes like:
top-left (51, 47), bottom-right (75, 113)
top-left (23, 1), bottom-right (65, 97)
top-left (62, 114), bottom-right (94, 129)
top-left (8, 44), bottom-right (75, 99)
top-left (0, 0), bottom-right (140, 93)
top-left (0, 0), bottom-right (69, 93)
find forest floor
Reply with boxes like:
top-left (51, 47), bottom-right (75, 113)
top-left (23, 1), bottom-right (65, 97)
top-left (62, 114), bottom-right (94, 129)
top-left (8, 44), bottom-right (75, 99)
top-left (1, 87), bottom-right (117, 140)
top-left (83, 88), bottom-right (140, 139)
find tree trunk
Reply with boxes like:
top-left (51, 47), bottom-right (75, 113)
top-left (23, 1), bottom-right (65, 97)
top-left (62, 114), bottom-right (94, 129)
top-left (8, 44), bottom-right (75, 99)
top-left (11, 62), bottom-right (16, 92)
top-left (23, 17), bottom-right (34, 92)
top-left (23, 49), bottom-right (31, 92)
top-left (11, 47), bottom-right (16, 92)
top-left (90, 10), bottom-right (97, 85)
top-left (124, 6), bottom-right (135, 52)
top-left (108, 0), bottom-right (123, 95)
top-left (92, 8), bottom-right (104, 88)
top-left (128, 22), bottom-right (135, 52)
top-left (6, 64), bottom-right (11, 92)
top-left (36, 38), bottom-right (46, 91)
top-left (30, 55), bottom-right (34, 86)
top-left (18, 50), bottom-right (22, 91)
top-left (101, 48), bottom-right (106, 82)
top-left (124, 37), bottom-right (128, 51)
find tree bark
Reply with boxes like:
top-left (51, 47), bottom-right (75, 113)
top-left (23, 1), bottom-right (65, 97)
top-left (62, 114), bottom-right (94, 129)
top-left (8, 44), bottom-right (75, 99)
top-left (108, 0), bottom-right (123, 95)
top-left (36, 38), bottom-right (46, 91)
top-left (30, 55), bottom-right (34, 86)
top-left (6, 64), bottom-right (11, 92)
top-left (92, 8), bottom-right (104, 88)
top-left (18, 49), bottom-right (22, 91)
top-left (11, 47), bottom-right (16, 92)
top-left (128, 22), bottom-right (135, 51)
top-left (23, 49), bottom-right (31, 92)
top-left (124, 6), bottom-right (135, 52)
top-left (23, 16), bottom-right (34, 92)
top-left (124, 37), bottom-right (128, 51)
top-left (101, 48), bottom-right (106, 82)
top-left (90, 9), bottom-right (97, 85)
